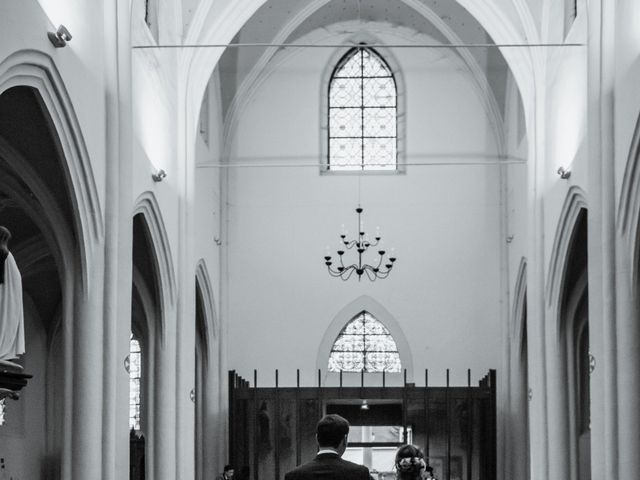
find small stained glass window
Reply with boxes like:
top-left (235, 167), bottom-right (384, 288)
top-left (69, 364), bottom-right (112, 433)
top-left (329, 311), bottom-right (401, 372)
top-left (328, 47), bottom-right (397, 171)
top-left (0, 398), bottom-right (5, 426)
top-left (129, 335), bottom-right (142, 431)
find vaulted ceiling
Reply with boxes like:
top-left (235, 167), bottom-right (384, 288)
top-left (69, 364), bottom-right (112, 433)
top-left (215, 0), bottom-right (513, 133)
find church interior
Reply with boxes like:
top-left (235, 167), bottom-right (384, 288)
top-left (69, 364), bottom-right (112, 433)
top-left (0, 0), bottom-right (638, 479)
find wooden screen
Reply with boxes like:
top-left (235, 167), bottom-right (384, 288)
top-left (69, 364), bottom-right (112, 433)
top-left (229, 370), bottom-right (496, 480)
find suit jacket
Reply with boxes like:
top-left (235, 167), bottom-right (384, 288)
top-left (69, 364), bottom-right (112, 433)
top-left (284, 452), bottom-right (371, 480)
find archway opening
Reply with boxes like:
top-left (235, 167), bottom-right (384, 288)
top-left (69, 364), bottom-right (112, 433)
top-left (559, 209), bottom-right (589, 480)
top-left (0, 85), bottom-right (80, 479)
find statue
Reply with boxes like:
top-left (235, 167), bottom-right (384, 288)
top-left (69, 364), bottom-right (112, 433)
top-left (0, 226), bottom-right (24, 370)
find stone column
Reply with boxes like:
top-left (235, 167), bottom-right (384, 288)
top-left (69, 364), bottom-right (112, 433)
top-left (102, 1), bottom-right (134, 479)
top-left (526, 70), bottom-right (550, 480)
top-left (154, 312), bottom-right (178, 480)
top-left (175, 81), bottom-right (197, 480)
top-left (70, 253), bottom-right (105, 479)
top-left (586, 1), bottom-right (618, 480)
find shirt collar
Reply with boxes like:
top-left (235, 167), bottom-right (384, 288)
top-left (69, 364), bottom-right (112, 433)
top-left (317, 449), bottom-right (340, 456)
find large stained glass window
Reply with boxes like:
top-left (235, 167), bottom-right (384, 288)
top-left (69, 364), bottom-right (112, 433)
top-left (328, 47), bottom-right (397, 171)
top-left (129, 335), bottom-right (142, 431)
top-left (329, 311), bottom-right (401, 372)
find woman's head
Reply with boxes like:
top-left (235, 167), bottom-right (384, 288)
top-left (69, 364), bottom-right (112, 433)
top-left (395, 444), bottom-right (426, 479)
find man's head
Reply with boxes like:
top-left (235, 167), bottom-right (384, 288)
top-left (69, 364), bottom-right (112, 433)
top-left (316, 414), bottom-right (350, 454)
top-left (223, 465), bottom-right (234, 478)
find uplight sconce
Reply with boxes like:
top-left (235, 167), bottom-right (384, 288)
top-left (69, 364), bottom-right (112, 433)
top-left (152, 169), bottom-right (167, 182)
top-left (48, 25), bottom-right (72, 48)
top-left (557, 167), bottom-right (571, 179)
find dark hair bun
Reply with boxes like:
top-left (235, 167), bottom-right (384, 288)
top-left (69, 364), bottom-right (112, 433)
top-left (395, 444), bottom-right (426, 480)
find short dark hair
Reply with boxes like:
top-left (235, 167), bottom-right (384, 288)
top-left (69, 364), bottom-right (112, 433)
top-left (224, 465), bottom-right (234, 472)
top-left (316, 414), bottom-right (349, 448)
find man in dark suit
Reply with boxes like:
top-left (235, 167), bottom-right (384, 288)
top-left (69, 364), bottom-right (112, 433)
top-left (284, 414), bottom-right (371, 480)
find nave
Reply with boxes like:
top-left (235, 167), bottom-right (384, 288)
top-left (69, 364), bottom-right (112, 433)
top-left (1, 1), bottom-right (640, 480)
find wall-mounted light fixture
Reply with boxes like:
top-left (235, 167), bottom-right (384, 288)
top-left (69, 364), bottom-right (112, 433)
top-left (48, 25), bottom-right (72, 48)
top-left (557, 167), bottom-right (571, 179)
top-left (152, 169), bottom-right (167, 182)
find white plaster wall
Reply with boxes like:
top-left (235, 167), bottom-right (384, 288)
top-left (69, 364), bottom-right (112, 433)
top-left (0, 0), bottom-right (107, 217)
top-left (195, 73), bottom-right (224, 308)
top-left (542, 44), bottom-right (588, 273)
top-left (225, 41), bottom-right (504, 388)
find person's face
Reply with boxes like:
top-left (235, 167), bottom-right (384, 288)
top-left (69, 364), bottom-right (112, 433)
top-left (226, 469), bottom-right (235, 478)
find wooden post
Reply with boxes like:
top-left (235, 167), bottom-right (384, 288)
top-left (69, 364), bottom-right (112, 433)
top-left (253, 370), bottom-right (258, 480)
top-left (229, 371), bottom-right (236, 469)
top-left (446, 369), bottom-right (451, 480)
top-left (275, 370), bottom-right (280, 480)
top-left (467, 369), bottom-right (472, 480)
top-left (424, 369), bottom-right (429, 459)
top-left (296, 369), bottom-right (301, 466)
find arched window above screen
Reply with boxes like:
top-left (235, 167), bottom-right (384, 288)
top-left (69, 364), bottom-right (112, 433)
top-left (328, 47), bottom-right (397, 171)
top-left (328, 311), bottom-right (401, 372)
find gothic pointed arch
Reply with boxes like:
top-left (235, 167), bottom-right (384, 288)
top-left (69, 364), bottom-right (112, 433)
top-left (321, 36), bottom-right (404, 172)
top-left (0, 50), bottom-right (104, 287)
top-left (510, 257), bottom-right (530, 480)
top-left (546, 186), bottom-right (588, 309)
top-left (0, 58), bottom-right (99, 477)
top-left (316, 295), bottom-right (413, 381)
top-left (195, 259), bottom-right (218, 358)
top-left (556, 210), bottom-right (590, 480)
top-left (512, 257), bottom-right (527, 348)
top-left (133, 191), bottom-right (177, 312)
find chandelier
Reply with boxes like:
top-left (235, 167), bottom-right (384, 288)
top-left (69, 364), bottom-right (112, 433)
top-left (324, 206), bottom-right (396, 281)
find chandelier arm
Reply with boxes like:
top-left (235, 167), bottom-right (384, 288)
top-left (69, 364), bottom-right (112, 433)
top-left (340, 267), bottom-right (356, 281)
top-left (364, 268), bottom-right (378, 282)
top-left (327, 266), bottom-right (343, 277)
top-left (344, 239), bottom-right (357, 250)
top-left (375, 269), bottom-right (390, 279)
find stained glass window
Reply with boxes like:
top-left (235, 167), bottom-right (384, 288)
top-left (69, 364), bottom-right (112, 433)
top-left (328, 47), bottom-right (397, 171)
top-left (129, 335), bottom-right (142, 431)
top-left (329, 311), bottom-right (401, 372)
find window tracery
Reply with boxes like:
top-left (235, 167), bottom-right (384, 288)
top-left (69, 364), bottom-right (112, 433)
top-left (328, 47), bottom-right (397, 171)
top-left (328, 311), bottom-right (401, 372)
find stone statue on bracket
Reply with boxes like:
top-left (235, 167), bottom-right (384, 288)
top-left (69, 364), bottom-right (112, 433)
top-left (0, 226), bottom-right (24, 371)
